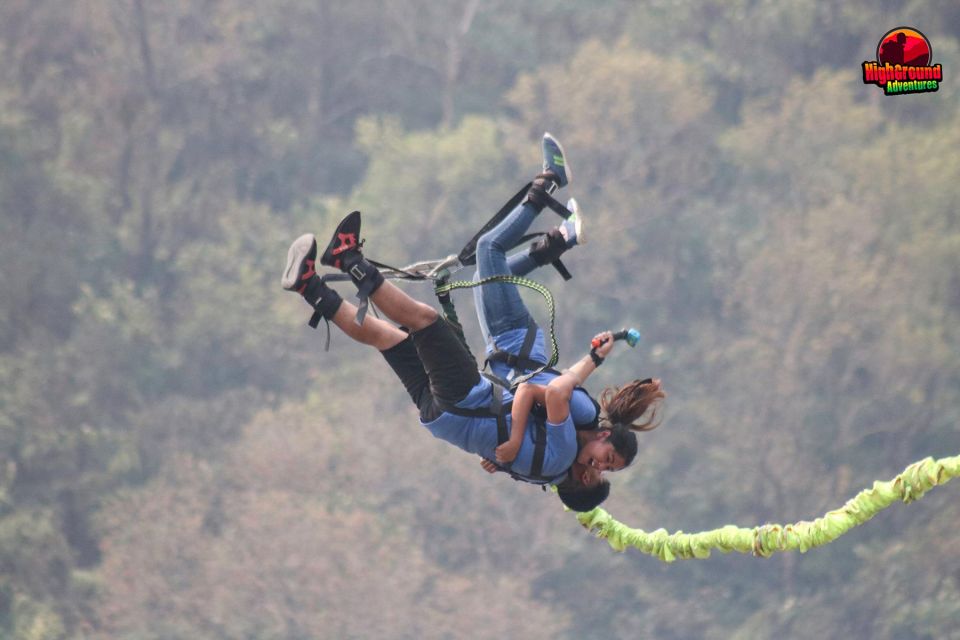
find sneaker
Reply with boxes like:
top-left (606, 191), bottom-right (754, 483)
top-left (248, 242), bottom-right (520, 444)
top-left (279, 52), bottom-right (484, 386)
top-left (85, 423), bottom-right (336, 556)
top-left (320, 210), bottom-right (362, 271)
top-left (559, 198), bottom-right (585, 247)
top-left (541, 132), bottom-right (571, 188)
top-left (282, 233), bottom-right (318, 293)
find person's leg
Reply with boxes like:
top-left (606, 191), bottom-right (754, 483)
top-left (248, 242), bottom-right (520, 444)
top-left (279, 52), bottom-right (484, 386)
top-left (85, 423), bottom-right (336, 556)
top-left (505, 196), bottom-right (585, 278)
top-left (367, 280), bottom-right (438, 332)
top-left (365, 293), bottom-right (482, 413)
top-left (283, 232), bottom-right (409, 349)
top-left (315, 214), bottom-right (484, 410)
top-left (410, 317), bottom-right (483, 410)
top-left (284, 233), bottom-right (445, 418)
top-left (317, 210), bottom-right (439, 332)
top-left (325, 296), bottom-right (446, 420)
top-left (472, 133), bottom-right (573, 342)
top-left (328, 297), bottom-right (407, 350)
top-left (472, 200), bottom-right (542, 342)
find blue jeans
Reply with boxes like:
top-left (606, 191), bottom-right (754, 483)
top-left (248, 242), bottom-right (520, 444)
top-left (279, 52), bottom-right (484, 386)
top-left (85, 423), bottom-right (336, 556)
top-left (473, 202), bottom-right (542, 343)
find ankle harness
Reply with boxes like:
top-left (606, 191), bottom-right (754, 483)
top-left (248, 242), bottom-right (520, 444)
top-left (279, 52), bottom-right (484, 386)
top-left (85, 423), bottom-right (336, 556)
top-left (306, 275), bottom-right (346, 350)
top-left (343, 254), bottom-right (384, 326)
top-left (457, 180), bottom-right (575, 281)
top-left (528, 228), bottom-right (572, 281)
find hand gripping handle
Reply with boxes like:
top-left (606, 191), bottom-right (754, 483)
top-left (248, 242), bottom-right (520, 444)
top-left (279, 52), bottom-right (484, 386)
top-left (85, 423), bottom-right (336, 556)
top-left (591, 328), bottom-right (641, 349)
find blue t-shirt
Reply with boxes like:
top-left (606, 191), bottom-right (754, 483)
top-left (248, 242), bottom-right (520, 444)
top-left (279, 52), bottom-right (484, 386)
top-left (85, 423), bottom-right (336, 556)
top-left (422, 375), bottom-right (578, 482)
top-left (486, 326), bottom-right (600, 428)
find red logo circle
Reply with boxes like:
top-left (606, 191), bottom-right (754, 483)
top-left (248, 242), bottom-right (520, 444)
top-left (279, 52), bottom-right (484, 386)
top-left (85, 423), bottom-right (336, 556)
top-left (877, 27), bottom-right (931, 66)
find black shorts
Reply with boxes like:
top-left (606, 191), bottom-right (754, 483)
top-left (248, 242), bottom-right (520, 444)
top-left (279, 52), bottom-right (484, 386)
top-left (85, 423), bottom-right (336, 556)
top-left (380, 318), bottom-right (481, 423)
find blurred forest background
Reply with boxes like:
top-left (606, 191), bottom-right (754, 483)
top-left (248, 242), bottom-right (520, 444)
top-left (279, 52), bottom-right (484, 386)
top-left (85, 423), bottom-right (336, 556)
top-left (1, 1), bottom-right (959, 638)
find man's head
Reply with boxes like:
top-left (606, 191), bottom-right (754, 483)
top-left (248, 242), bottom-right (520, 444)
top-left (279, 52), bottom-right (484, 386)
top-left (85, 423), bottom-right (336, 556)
top-left (557, 463), bottom-right (610, 512)
top-left (569, 459), bottom-right (602, 487)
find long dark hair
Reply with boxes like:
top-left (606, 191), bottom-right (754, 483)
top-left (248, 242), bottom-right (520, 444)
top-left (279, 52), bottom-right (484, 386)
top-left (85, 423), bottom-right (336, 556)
top-left (600, 378), bottom-right (666, 466)
top-left (599, 378), bottom-right (666, 432)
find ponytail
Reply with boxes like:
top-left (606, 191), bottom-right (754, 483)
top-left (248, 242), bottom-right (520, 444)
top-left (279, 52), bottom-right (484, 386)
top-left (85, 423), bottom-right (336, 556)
top-left (599, 378), bottom-right (666, 468)
top-left (599, 378), bottom-right (666, 433)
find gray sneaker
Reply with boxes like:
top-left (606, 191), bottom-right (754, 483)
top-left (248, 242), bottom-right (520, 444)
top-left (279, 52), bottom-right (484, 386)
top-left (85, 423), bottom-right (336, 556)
top-left (282, 233), bottom-right (318, 293)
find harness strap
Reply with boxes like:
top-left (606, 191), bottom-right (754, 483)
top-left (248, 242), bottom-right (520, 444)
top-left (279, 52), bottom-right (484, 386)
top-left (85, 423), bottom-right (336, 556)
top-left (525, 183), bottom-right (574, 220)
top-left (437, 373), bottom-right (514, 419)
top-left (516, 315), bottom-right (539, 373)
top-left (530, 417), bottom-right (548, 479)
top-left (486, 352), bottom-right (561, 374)
top-left (491, 382), bottom-right (509, 447)
top-left (437, 373), bottom-right (562, 484)
top-left (486, 317), bottom-right (569, 384)
top-left (436, 277), bottom-right (470, 351)
top-left (351, 269), bottom-right (382, 326)
top-left (458, 182), bottom-right (574, 268)
top-left (551, 258), bottom-right (573, 281)
top-left (435, 275), bottom-right (559, 388)
top-left (493, 315), bottom-right (539, 382)
top-left (458, 183), bottom-right (531, 267)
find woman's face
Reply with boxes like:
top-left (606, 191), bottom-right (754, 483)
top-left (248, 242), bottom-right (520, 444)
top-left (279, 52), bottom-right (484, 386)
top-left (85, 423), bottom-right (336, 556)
top-left (576, 433), bottom-right (626, 472)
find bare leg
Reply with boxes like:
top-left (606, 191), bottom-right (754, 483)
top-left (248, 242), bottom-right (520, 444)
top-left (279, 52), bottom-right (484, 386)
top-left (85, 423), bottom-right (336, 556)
top-left (367, 281), bottom-right (439, 331)
top-left (282, 231), bottom-right (417, 350)
top-left (317, 212), bottom-right (440, 332)
top-left (331, 297), bottom-right (408, 351)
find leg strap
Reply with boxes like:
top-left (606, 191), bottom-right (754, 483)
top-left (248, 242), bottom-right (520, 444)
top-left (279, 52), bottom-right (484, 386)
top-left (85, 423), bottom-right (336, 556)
top-left (528, 229), bottom-right (573, 281)
top-left (525, 173), bottom-right (574, 219)
top-left (342, 255), bottom-right (384, 325)
top-left (457, 180), bottom-right (573, 268)
top-left (306, 277), bottom-right (344, 351)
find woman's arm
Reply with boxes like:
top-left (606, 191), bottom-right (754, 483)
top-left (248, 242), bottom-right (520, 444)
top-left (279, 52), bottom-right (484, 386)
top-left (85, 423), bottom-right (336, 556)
top-left (496, 383), bottom-right (546, 463)
top-left (562, 330), bottom-right (615, 387)
top-left (547, 331), bottom-right (616, 424)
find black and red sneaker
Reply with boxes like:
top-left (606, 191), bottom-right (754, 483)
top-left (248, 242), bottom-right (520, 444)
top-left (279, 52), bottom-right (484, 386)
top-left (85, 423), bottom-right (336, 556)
top-left (281, 233), bottom-right (318, 294)
top-left (320, 210), bottom-right (363, 271)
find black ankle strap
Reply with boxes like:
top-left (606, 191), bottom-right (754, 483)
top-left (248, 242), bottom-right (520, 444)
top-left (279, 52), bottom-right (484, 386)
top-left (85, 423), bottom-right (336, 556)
top-left (525, 177), bottom-right (573, 219)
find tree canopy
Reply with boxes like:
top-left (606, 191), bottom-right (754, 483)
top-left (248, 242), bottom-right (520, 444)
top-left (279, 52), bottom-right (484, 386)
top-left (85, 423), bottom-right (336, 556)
top-left (0, 1), bottom-right (958, 638)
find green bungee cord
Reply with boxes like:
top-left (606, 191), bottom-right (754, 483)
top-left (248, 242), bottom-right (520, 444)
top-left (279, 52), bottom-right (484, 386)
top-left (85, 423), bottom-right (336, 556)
top-left (574, 454), bottom-right (960, 561)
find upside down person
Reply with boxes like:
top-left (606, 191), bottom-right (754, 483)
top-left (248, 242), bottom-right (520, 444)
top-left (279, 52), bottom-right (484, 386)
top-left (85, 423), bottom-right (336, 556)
top-left (281, 134), bottom-right (662, 510)
top-left (467, 133), bottom-right (666, 510)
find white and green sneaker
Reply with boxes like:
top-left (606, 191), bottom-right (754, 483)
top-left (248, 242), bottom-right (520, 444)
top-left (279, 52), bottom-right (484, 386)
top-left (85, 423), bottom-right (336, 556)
top-left (559, 198), bottom-right (584, 247)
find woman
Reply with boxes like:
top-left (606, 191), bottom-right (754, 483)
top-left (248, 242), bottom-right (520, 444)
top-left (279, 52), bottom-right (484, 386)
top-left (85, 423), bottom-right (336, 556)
top-left (471, 133), bottom-right (666, 478)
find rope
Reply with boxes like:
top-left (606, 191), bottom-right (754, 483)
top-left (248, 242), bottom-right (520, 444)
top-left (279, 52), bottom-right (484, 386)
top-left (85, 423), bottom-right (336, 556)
top-left (574, 453), bottom-right (960, 561)
top-left (434, 275), bottom-right (559, 386)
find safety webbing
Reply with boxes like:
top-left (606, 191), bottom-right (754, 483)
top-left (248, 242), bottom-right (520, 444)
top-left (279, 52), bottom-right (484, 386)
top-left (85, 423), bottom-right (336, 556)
top-left (434, 275), bottom-right (559, 388)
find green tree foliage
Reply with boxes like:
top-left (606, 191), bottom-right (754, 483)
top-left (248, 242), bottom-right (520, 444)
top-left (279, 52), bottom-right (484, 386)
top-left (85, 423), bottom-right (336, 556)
top-left (95, 400), bottom-right (571, 639)
top-left (1, 1), bottom-right (959, 638)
